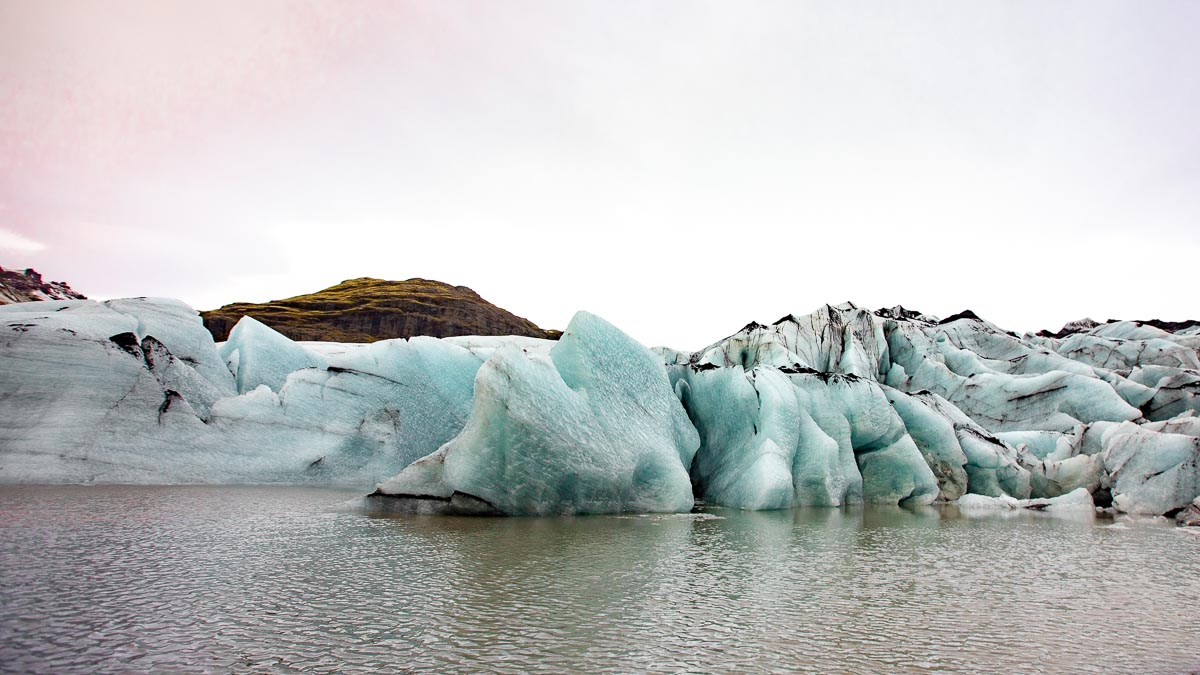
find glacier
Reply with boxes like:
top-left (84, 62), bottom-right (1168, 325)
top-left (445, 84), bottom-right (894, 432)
top-left (0, 299), bottom-right (496, 485)
top-left (663, 303), bottom-right (1200, 516)
top-left (669, 365), bottom-right (939, 509)
top-left (1, 297), bottom-right (1199, 520)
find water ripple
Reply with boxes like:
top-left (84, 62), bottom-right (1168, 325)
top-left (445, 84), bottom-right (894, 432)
top-left (1, 487), bottom-right (1198, 673)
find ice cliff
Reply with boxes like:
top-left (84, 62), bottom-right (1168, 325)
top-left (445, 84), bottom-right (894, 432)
top-left (657, 303), bottom-right (1199, 517)
top-left (371, 312), bottom-right (699, 516)
top-left (0, 298), bottom-right (490, 485)
top-left (1, 298), bottom-right (1198, 519)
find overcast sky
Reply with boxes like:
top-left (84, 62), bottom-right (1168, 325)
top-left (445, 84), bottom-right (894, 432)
top-left (2, 1), bottom-right (1198, 349)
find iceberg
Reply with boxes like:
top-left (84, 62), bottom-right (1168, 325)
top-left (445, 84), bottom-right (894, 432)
top-left (369, 312), bottom-right (700, 515)
top-left (955, 487), bottom-right (1095, 515)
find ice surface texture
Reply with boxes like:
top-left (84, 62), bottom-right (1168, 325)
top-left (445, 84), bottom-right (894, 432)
top-left (663, 303), bottom-right (1200, 516)
top-left (0, 299), bottom-right (485, 486)
top-left (2, 298), bottom-right (1199, 516)
top-left (670, 366), bottom-right (938, 509)
top-left (218, 316), bottom-right (326, 394)
top-left (374, 312), bottom-right (699, 515)
top-left (955, 487), bottom-right (1096, 516)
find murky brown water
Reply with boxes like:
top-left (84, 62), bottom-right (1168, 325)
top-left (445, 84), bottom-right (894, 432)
top-left (1, 486), bottom-right (1198, 673)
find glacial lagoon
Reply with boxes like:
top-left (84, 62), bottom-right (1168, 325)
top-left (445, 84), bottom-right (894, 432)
top-left (2, 486), bottom-right (1198, 673)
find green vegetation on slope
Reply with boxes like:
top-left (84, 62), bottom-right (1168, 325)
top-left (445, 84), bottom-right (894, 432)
top-left (201, 277), bottom-right (558, 343)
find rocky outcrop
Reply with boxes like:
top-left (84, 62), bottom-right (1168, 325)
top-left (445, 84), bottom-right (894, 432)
top-left (201, 277), bottom-right (558, 343)
top-left (1037, 317), bottom-right (1200, 339)
top-left (1177, 497), bottom-right (1200, 526)
top-left (0, 267), bottom-right (86, 305)
top-left (1036, 318), bottom-right (1101, 339)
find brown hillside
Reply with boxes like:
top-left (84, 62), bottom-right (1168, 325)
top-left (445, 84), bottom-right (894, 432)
top-left (201, 277), bottom-right (557, 343)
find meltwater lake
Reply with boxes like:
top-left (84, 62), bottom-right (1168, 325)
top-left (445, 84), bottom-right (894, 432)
top-left (1, 486), bottom-right (1198, 674)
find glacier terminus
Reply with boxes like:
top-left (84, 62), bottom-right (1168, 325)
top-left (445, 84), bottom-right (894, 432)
top-left (1, 298), bottom-right (1198, 521)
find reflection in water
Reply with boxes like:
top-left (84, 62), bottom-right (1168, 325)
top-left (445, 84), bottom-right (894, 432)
top-left (0, 486), bottom-right (1197, 673)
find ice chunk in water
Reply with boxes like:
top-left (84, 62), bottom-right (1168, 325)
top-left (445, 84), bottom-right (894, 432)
top-left (374, 312), bottom-right (700, 515)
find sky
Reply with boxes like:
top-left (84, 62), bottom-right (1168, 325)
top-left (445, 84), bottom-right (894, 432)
top-left (2, 1), bottom-right (1198, 350)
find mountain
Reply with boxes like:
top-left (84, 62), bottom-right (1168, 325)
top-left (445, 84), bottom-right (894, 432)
top-left (1037, 317), bottom-right (1200, 339)
top-left (201, 277), bottom-right (557, 343)
top-left (0, 267), bottom-right (86, 305)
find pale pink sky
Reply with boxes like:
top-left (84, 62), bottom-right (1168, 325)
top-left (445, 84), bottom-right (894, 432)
top-left (2, 1), bottom-right (1198, 349)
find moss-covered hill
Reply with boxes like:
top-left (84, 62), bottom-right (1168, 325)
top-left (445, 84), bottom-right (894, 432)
top-left (201, 277), bottom-right (558, 343)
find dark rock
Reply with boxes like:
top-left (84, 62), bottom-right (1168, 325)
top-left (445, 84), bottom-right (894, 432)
top-left (1176, 497), bottom-right (1200, 527)
top-left (364, 489), bottom-right (503, 516)
top-left (1123, 319), bottom-right (1200, 334)
top-left (109, 332), bottom-right (144, 358)
top-left (157, 390), bottom-right (184, 422)
top-left (937, 309), bottom-right (984, 325)
top-left (874, 305), bottom-right (935, 323)
top-left (1036, 318), bottom-right (1100, 339)
top-left (1038, 317), bottom-right (1200, 338)
top-left (0, 266), bottom-right (86, 305)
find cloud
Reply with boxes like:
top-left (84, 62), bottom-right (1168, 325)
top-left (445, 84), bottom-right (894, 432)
top-left (0, 229), bottom-right (47, 252)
